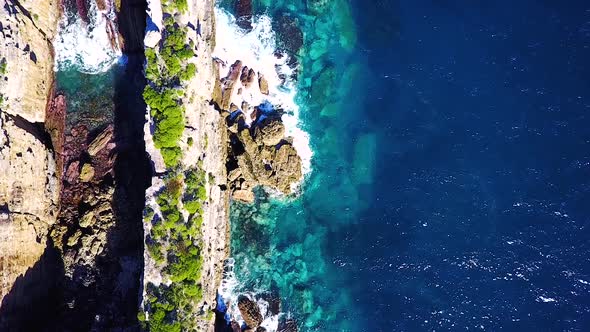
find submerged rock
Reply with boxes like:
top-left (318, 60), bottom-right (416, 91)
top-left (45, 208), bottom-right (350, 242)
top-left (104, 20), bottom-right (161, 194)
top-left (278, 319), bottom-right (298, 332)
top-left (238, 295), bottom-right (263, 328)
top-left (307, 0), bottom-right (330, 14)
top-left (236, 0), bottom-right (253, 30)
top-left (274, 15), bottom-right (304, 55)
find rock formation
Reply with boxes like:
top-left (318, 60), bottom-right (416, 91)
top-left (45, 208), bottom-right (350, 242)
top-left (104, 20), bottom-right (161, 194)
top-left (213, 57), bottom-right (303, 203)
top-left (238, 295), bottom-right (263, 329)
top-left (0, 0), bottom-right (61, 319)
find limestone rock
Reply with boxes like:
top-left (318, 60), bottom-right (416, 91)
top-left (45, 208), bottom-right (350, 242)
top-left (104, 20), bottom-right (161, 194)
top-left (238, 295), bottom-right (263, 328)
top-left (88, 125), bottom-right (114, 156)
top-left (258, 73), bottom-right (269, 95)
top-left (67, 230), bottom-right (83, 247)
top-left (79, 163), bottom-right (95, 182)
top-left (144, 30), bottom-right (162, 48)
top-left (254, 118), bottom-right (285, 146)
top-left (233, 189), bottom-right (255, 203)
top-left (79, 211), bottom-right (96, 228)
top-left (0, 0), bottom-right (60, 122)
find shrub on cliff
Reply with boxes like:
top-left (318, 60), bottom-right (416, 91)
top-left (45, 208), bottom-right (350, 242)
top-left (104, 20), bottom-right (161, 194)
top-left (164, 0), bottom-right (188, 13)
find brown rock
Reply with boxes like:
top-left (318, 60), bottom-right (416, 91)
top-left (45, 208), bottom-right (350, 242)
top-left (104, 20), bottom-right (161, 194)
top-left (79, 163), bottom-right (95, 182)
top-left (254, 118), bottom-right (285, 146)
top-left (241, 67), bottom-right (256, 88)
top-left (88, 125), bottom-right (114, 156)
top-left (258, 73), bottom-right (269, 95)
top-left (233, 189), bottom-right (255, 203)
top-left (220, 60), bottom-right (243, 110)
top-left (238, 295), bottom-right (263, 328)
top-left (65, 161), bottom-right (80, 184)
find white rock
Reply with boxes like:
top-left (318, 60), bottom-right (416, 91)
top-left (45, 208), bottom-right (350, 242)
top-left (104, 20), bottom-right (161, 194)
top-left (144, 30), bottom-right (162, 48)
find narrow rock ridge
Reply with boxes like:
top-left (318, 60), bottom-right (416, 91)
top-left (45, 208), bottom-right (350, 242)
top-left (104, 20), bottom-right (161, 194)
top-left (141, 0), bottom-right (230, 330)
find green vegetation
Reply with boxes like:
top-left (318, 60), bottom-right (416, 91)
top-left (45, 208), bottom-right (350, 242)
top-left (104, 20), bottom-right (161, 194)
top-left (0, 58), bottom-right (6, 75)
top-left (183, 168), bottom-right (207, 215)
top-left (143, 11), bottom-right (196, 168)
top-left (163, 0), bottom-right (188, 13)
top-left (141, 6), bottom-right (211, 330)
top-left (143, 167), bottom-right (208, 330)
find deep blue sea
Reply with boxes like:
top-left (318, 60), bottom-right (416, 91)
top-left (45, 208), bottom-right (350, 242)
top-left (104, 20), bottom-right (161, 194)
top-left (221, 0), bottom-right (590, 331)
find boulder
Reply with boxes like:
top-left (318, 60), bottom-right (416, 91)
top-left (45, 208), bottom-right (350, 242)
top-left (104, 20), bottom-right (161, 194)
top-left (79, 211), bottom-right (96, 228)
top-left (233, 190), bottom-right (255, 203)
top-left (254, 118), bottom-right (285, 147)
top-left (241, 67), bottom-right (256, 88)
top-left (88, 125), bottom-right (114, 156)
top-left (238, 295), bottom-right (263, 328)
top-left (219, 60), bottom-right (243, 110)
top-left (79, 163), bottom-right (95, 182)
top-left (258, 73), bottom-right (269, 95)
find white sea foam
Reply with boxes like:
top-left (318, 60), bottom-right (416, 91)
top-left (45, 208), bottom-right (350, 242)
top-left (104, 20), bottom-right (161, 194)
top-left (54, 0), bottom-right (121, 74)
top-left (213, 8), bottom-right (312, 176)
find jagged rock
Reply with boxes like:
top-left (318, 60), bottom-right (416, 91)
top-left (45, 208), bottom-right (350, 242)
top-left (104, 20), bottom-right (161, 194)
top-left (240, 67), bottom-right (256, 88)
top-left (258, 73), bottom-right (269, 95)
top-left (67, 230), bottom-right (82, 247)
top-left (0, 0), bottom-right (60, 122)
top-left (238, 295), bottom-right (263, 328)
top-left (233, 189), bottom-right (255, 203)
top-left (79, 211), bottom-right (96, 228)
top-left (219, 60), bottom-right (243, 110)
top-left (228, 169), bottom-right (242, 182)
top-left (65, 161), bottom-right (81, 184)
top-left (79, 163), bottom-right (95, 182)
top-left (88, 125), bottom-right (114, 156)
top-left (254, 118), bottom-right (285, 146)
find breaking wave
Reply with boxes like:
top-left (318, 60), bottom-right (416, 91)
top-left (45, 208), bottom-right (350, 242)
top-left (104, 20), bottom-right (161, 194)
top-left (54, 0), bottom-right (121, 74)
top-left (213, 8), bottom-right (312, 176)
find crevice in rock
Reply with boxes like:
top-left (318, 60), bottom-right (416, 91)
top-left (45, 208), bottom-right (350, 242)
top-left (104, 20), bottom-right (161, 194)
top-left (3, 112), bottom-right (54, 151)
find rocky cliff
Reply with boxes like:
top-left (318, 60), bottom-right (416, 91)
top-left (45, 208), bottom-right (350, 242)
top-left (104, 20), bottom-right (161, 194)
top-left (0, 0), bottom-right (60, 324)
top-left (141, 0), bottom-right (229, 330)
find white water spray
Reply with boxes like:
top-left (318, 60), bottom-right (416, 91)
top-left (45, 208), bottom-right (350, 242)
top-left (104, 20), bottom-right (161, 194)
top-left (54, 0), bottom-right (121, 74)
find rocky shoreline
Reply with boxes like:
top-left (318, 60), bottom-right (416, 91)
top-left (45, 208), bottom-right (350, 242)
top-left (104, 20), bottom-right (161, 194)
top-left (0, 0), bottom-right (304, 330)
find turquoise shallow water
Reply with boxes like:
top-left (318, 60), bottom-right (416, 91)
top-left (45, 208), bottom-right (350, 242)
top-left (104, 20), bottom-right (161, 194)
top-left (219, 0), bottom-right (369, 330)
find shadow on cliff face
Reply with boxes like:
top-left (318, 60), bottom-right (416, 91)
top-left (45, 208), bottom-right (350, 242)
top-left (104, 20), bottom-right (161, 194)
top-left (0, 1), bottom-right (150, 330)
top-left (0, 238), bottom-right (65, 331)
top-left (81, 0), bottom-right (151, 329)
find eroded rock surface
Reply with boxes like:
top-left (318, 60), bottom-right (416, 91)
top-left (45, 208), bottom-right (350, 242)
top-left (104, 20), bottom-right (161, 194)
top-left (0, 0), bottom-right (61, 318)
top-left (238, 295), bottom-right (263, 329)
